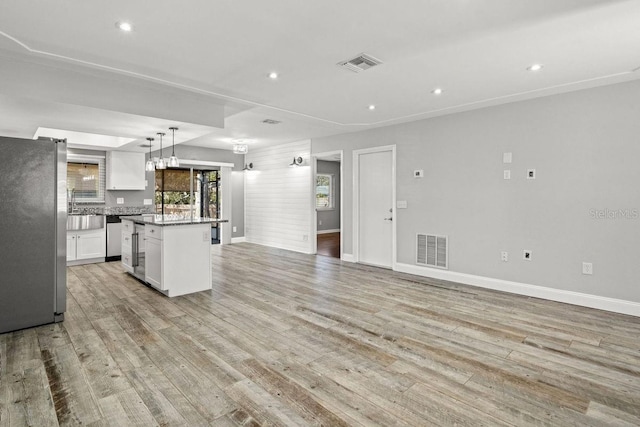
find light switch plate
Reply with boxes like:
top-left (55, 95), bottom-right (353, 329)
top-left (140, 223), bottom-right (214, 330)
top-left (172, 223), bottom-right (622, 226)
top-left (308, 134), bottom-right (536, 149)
top-left (503, 152), bottom-right (512, 163)
top-left (413, 169), bottom-right (424, 178)
top-left (143, 199), bottom-right (152, 205)
top-left (503, 170), bottom-right (511, 180)
top-left (397, 200), bottom-right (408, 209)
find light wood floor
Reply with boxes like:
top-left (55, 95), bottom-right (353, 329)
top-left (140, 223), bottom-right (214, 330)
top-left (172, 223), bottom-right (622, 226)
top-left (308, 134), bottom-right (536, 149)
top-left (2, 243), bottom-right (640, 426)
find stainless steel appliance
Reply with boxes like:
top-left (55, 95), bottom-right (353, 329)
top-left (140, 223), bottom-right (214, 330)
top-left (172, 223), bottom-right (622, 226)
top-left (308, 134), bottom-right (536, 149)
top-left (131, 222), bottom-right (146, 281)
top-left (0, 136), bottom-right (67, 334)
top-left (106, 215), bottom-right (122, 261)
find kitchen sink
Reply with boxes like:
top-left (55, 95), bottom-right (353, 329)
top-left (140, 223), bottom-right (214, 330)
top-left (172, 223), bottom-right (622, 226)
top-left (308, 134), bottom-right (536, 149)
top-left (67, 214), bottom-right (105, 231)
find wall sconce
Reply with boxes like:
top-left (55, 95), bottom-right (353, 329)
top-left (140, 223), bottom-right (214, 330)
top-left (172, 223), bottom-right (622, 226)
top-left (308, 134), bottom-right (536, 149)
top-left (243, 162), bottom-right (254, 170)
top-left (289, 156), bottom-right (303, 167)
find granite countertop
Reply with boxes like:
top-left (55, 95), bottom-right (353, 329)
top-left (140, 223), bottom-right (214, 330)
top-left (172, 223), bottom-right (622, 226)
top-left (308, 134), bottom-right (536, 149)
top-left (119, 215), bottom-right (229, 227)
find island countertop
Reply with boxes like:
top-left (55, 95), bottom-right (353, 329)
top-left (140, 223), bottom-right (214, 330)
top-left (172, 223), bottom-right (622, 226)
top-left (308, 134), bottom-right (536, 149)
top-left (120, 215), bottom-right (229, 227)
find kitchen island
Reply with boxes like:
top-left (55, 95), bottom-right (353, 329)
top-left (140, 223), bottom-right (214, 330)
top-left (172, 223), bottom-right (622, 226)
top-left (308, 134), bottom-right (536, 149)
top-left (120, 215), bottom-right (227, 297)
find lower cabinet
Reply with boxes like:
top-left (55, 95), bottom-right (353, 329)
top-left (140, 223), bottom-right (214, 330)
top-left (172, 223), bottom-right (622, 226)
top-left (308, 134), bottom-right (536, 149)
top-left (145, 235), bottom-right (163, 290)
top-left (67, 229), bottom-right (106, 262)
top-left (67, 234), bottom-right (77, 261)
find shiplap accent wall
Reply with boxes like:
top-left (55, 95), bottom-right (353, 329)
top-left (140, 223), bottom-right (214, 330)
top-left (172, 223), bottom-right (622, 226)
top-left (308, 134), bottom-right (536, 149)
top-left (245, 140), bottom-right (312, 253)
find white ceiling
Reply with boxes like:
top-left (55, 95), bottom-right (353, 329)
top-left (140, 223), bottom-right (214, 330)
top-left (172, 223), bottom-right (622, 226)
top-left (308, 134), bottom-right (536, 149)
top-left (1, 0), bottom-right (639, 152)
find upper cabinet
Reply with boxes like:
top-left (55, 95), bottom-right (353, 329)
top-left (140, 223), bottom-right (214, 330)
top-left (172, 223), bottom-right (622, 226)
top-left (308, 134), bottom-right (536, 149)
top-left (106, 151), bottom-right (146, 190)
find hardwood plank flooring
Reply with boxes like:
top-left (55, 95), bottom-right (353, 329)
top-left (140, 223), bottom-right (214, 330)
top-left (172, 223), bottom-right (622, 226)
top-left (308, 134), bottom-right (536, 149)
top-left (2, 242), bottom-right (640, 426)
top-left (317, 232), bottom-right (340, 258)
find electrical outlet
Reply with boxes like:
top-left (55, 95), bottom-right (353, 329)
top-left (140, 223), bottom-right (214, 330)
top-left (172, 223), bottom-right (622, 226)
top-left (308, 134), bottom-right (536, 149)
top-left (527, 169), bottom-right (536, 179)
top-left (232, 226), bottom-right (237, 233)
top-left (503, 152), bottom-right (512, 163)
top-left (319, 220), bottom-right (322, 226)
top-left (582, 262), bottom-right (593, 275)
top-left (302, 234), bottom-right (309, 242)
top-left (503, 170), bottom-right (511, 180)
top-left (523, 250), bottom-right (532, 260)
top-left (501, 251), bottom-right (508, 262)
top-left (203, 231), bottom-right (209, 242)
top-left (116, 197), bottom-right (124, 204)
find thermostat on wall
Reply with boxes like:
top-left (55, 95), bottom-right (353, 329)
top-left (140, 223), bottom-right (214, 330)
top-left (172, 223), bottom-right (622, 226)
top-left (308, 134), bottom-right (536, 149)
top-left (414, 169), bottom-right (424, 178)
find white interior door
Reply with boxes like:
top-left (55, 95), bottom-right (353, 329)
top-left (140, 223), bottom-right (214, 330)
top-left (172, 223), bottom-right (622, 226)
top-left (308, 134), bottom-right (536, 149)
top-left (356, 148), bottom-right (394, 268)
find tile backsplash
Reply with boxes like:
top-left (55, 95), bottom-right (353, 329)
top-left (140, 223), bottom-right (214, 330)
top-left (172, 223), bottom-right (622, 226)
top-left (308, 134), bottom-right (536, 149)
top-left (72, 206), bottom-right (154, 215)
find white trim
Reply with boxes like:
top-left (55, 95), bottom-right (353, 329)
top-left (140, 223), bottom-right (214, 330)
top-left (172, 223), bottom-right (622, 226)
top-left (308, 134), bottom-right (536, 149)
top-left (247, 239), bottom-right (314, 255)
top-left (317, 229), bottom-right (340, 234)
top-left (341, 253), bottom-right (355, 263)
top-left (395, 262), bottom-right (640, 317)
top-left (220, 167), bottom-right (232, 245)
top-left (231, 237), bottom-right (246, 244)
top-left (353, 145), bottom-right (396, 267)
top-left (179, 159), bottom-right (235, 168)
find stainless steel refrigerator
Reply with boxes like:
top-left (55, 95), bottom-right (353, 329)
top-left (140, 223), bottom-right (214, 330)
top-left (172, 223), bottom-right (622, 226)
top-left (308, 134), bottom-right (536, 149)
top-left (0, 136), bottom-right (67, 334)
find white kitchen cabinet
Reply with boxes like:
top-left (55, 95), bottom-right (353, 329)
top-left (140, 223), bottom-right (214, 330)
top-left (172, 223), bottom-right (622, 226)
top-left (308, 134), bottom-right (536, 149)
top-left (121, 220), bottom-right (133, 273)
top-left (106, 151), bottom-right (146, 190)
top-left (67, 229), bottom-right (106, 263)
top-left (145, 235), bottom-right (163, 289)
top-left (67, 235), bottom-right (77, 261)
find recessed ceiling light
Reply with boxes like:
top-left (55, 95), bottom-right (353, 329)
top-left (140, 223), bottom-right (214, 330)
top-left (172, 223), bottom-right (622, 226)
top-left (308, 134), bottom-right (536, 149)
top-left (116, 21), bottom-right (133, 32)
top-left (368, 105), bottom-right (376, 110)
top-left (527, 64), bottom-right (544, 72)
top-left (268, 72), bottom-right (278, 79)
top-left (431, 88), bottom-right (443, 95)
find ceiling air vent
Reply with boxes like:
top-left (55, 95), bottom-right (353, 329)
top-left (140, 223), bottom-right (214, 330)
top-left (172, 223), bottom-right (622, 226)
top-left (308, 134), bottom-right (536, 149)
top-left (338, 53), bottom-right (383, 73)
top-left (417, 234), bottom-right (448, 269)
top-left (262, 119), bottom-right (282, 125)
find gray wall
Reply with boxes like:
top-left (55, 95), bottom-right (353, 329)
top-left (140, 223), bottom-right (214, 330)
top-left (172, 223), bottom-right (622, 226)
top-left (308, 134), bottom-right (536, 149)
top-left (70, 146), bottom-right (245, 237)
top-left (317, 160), bottom-right (341, 232)
top-left (68, 147), bottom-right (154, 207)
top-left (312, 79), bottom-right (640, 303)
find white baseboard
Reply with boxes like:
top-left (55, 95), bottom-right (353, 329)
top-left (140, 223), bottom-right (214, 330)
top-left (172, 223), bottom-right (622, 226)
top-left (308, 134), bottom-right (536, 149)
top-left (231, 237), bottom-right (247, 244)
top-left (341, 253), bottom-right (355, 263)
top-left (317, 229), bottom-right (340, 235)
top-left (395, 263), bottom-right (640, 317)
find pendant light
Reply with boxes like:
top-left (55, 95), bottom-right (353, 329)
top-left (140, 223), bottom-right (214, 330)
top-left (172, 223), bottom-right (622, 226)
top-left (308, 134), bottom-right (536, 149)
top-left (145, 137), bottom-right (155, 171)
top-left (156, 132), bottom-right (166, 169)
top-left (168, 127), bottom-right (179, 167)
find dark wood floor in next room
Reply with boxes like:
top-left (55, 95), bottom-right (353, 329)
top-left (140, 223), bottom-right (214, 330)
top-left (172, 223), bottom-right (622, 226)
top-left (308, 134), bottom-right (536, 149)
top-left (2, 243), bottom-right (640, 426)
top-left (317, 232), bottom-right (340, 258)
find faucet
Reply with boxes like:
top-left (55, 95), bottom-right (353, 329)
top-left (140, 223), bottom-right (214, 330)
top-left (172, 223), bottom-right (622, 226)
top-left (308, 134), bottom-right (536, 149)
top-left (68, 188), bottom-right (78, 214)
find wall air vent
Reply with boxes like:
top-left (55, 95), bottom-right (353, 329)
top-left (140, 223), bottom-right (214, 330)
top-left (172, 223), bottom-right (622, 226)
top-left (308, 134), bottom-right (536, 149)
top-left (416, 234), bottom-right (448, 269)
top-left (338, 53), bottom-right (383, 73)
top-left (262, 119), bottom-right (282, 125)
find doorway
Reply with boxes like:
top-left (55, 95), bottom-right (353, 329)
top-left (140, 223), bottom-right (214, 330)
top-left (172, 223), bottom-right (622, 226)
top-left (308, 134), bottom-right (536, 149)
top-left (353, 145), bottom-right (396, 268)
top-left (313, 151), bottom-right (343, 259)
top-left (154, 167), bottom-right (221, 244)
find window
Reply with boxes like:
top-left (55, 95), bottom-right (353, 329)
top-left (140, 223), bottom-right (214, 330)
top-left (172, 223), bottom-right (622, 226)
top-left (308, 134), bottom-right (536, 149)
top-left (316, 174), bottom-right (334, 209)
top-left (67, 154), bottom-right (105, 203)
top-left (155, 169), bottom-right (220, 220)
top-left (154, 169), bottom-right (193, 217)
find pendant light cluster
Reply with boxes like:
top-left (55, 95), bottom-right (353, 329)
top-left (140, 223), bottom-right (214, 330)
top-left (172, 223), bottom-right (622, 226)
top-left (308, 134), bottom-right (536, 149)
top-left (145, 127), bottom-right (180, 172)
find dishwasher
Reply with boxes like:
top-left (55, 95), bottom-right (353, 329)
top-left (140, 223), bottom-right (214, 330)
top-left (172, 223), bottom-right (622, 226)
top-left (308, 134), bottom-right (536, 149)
top-left (106, 215), bottom-right (122, 262)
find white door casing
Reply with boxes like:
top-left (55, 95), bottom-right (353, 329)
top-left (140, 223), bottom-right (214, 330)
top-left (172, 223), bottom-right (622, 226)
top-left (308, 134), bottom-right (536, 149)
top-left (353, 145), bottom-right (396, 268)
